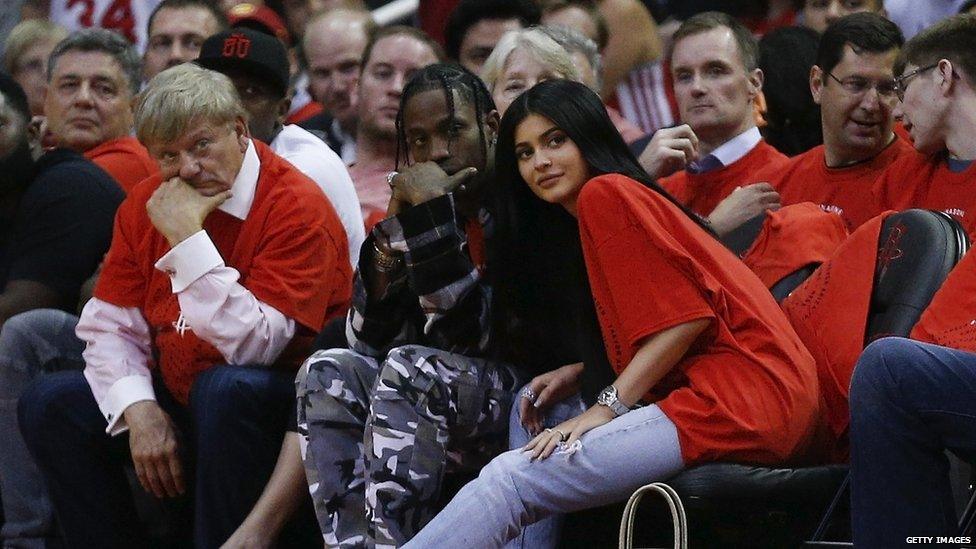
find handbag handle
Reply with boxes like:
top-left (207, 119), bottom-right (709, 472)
top-left (618, 482), bottom-right (688, 549)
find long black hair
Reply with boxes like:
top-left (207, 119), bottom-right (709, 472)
top-left (487, 79), bottom-right (709, 400)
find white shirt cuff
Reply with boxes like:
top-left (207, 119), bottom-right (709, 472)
top-left (101, 375), bottom-right (156, 436)
top-left (155, 230), bottom-right (224, 293)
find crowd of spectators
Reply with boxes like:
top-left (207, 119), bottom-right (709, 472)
top-left (3, 0), bottom-right (976, 548)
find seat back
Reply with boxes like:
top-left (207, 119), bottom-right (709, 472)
top-left (721, 212), bottom-right (767, 256)
top-left (866, 210), bottom-right (969, 344)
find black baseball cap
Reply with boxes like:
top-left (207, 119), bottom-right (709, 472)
top-left (196, 27), bottom-right (289, 98)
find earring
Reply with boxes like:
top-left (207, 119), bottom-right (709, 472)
top-left (490, 135), bottom-right (497, 146)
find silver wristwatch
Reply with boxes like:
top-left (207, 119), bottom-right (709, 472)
top-left (597, 385), bottom-right (631, 416)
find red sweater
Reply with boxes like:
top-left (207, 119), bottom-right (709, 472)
top-left (757, 138), bottom-right (914, 231)
top-left (85, 136), bottom-right (157, 194)
top-left (874, 150), bottom-right (976, 236)
top-left (94, 141), bottom-right (352, 402)
top-left (660, 140), bottom-right (789, 217)
top-left (578, 174), bottom-right (819, 465)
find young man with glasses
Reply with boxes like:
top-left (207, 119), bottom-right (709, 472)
top-left (873, 14), bottom-right (976, 236)
top-left (753, 13), bottom-right (911, 231)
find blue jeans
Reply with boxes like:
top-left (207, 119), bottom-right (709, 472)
top-left (850, 338), bottom-right (976, 549)
top-left (504, 388), bottom-right (585, 549)
top-left (0, 310), bottom-right (84, 549)
top-left (403, 403), bottom-right (684, 549)
top-left (18, 365), bottom-right (311, 549)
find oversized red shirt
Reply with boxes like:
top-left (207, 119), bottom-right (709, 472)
top-left (93, 141), bottom-right (351, 402)
top-left (873, 150), bottom-right (976, 236)
top-left (577, 174), bottom-right (820, 465)
top-left (84, 136), bottom-right (157, 194)
top-left (659, 140), bottom-right (789, 217)
top-left (740, 202), bottom-right (849, 290)
top-left (756, 138), bottom-right (914, 231)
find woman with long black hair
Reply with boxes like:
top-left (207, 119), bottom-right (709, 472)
top-left (403, 79), bottom-right (821, 548)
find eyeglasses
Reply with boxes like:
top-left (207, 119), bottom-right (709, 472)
top-left (826, 72), bottom-right (898, 99)
top-left (891, 63), bottom-right (939, 101)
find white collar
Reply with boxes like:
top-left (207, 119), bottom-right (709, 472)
top-left (709, 126), bottom-right (761, 167)
top-left (218, 139), bottom-right (260, 220)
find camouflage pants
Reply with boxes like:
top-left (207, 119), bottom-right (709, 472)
top-left (295, 345), bottom-right (520, 549)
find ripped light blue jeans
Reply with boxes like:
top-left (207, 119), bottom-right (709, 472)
top-left (504, 388), bottom-right (586, 549)
top-left (403, 403), bottom-right (685, 549)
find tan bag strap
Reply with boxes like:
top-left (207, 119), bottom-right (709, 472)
top-left (618, 482), bottom-right (688, 549)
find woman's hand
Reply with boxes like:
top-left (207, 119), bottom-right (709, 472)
top-left (523, 404), bottom-right (615, 461)
top-left (519, 362), bottom-right (584, 436)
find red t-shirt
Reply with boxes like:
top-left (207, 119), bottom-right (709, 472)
top-left (781, 214), bottom-right (891, 461)
top-left (873, 150), bottom-right (976, 236)
top-left (740, 202), bottom-right (849, 289)
top-left (659, 140), bottom-right (790, 217)
top-left (911, 248), bottom-right (976, 352)
top-left (577, 174), bottom-right (820, 466)
top-left (84, 136), bottom-right (157, 194)
top-left (757, 138), bottom-right (913, 231)
top-left (94, 141), bottom-right (352, 402)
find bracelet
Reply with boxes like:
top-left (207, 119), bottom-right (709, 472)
top-left (372, 241), bottom-right (402, 272)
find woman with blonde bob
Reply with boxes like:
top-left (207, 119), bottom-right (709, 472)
top-left (403, 79), bottom-right (821, 548)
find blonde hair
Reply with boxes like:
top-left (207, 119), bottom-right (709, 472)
top-left (135, 63), bottom-right (246, 146)
top-left (3, 20), bottom-right (68, 74)
top-left (480, 27), bottom-right (580, 93)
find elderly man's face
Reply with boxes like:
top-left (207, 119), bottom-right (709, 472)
top-left (357, 34), bottom-right (440, 140)
top-left (144, 7), bottom-right (222, 81)
top-left (44, 49), bottom-right (134, 153)
top-left (148, 118), bottom-right (248, 196)
top-left (305, 18), bottom-right (368, 126)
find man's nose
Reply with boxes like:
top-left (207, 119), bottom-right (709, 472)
top-left (178, 153), bottom-right (201, 179)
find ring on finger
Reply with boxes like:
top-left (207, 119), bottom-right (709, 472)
top-left (521, 387), bottom-right (538, 401)
top-left (553, 429), bottom-right (567, 442)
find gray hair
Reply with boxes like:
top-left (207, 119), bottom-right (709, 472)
top-left (135, 63), bottom-right (246, 146)
top-left (538, 24), bottom-right (603, 91)
top-left (48, 28), bottom-right (142, 95)
top-left (480, 27), bottom-right (580, 93)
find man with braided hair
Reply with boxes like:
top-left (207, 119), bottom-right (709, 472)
top-left (296, 63), bottom-right (526, 548)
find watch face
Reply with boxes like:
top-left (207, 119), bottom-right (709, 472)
top-left (598, 387), bottom-right (614, 404)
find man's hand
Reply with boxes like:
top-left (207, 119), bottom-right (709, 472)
top-left (637, 124), bottom-right (699, 179)
top-left (707, 182), bottom-right (781, 237)
top-left (147, 178), bottom-right (232, 247)
top-left (390, 161), bottom-right (478, 207)
top-left (123, 400), bottom-right (185, 498)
